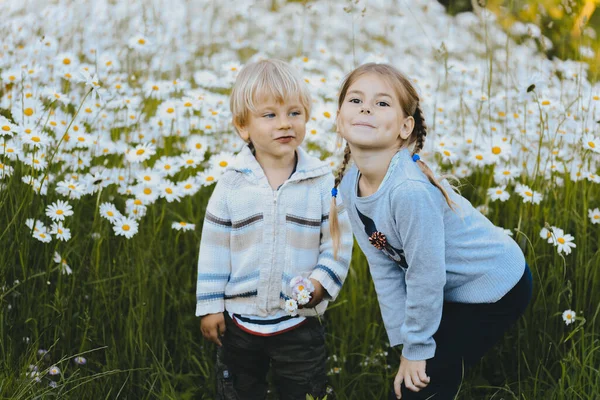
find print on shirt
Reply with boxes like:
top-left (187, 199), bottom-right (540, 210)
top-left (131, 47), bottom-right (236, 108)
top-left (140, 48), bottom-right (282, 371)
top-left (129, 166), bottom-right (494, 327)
top-left (356, 207), bottom-right (409, 270)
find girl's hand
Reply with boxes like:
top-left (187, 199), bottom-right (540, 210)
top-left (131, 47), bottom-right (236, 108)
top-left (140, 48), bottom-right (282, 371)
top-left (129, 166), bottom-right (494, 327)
top-left (393, 355), bottom-right (430, 399)
top-left (299, 279), bottom-right (325, 308)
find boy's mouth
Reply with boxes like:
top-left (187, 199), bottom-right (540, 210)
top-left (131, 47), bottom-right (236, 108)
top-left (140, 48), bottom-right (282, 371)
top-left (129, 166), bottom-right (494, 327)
top-left (275, 136), bottom-right (295, 143)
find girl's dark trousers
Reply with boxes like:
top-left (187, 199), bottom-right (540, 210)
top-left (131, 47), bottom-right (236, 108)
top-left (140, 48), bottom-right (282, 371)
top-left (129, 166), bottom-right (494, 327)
top-left (389, 263), bottom-right (533, 400)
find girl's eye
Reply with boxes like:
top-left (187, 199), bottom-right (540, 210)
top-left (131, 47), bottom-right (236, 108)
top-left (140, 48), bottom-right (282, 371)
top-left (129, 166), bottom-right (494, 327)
top-left (264, 113), bottom-right (275, 118)
top-left (349, 98), bottom-right (361, 104)
top-left (377, 101), bottom-right (390, 107)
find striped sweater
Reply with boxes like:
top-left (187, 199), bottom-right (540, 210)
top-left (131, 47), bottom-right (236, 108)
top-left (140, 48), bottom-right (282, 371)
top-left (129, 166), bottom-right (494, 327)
top-left (195, 144), bottom-right (353, 318)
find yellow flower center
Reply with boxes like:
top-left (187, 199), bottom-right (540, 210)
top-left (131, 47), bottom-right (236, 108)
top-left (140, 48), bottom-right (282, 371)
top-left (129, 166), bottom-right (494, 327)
top-left (524, 191), bottom-right (533, 197)
top-left (40, 233), bottom-right (46, 238)
top-left (144, 188), bottom-right (152, 195)
top-left (588, 142), bottom-right (596, 149)
top-left (152, 85), bottom-right (159, 90)
top-left (323, 111), bottom-right (331, 118)
top-left (186, 159), bottom-right (193, 165)
top-left (166, 188), bottom-right (173, 194)
top-left (24, 108), bottom-right (33, 116)
top-left (476, 155), bottom-right (483, 160)
top-left (492, 146), bottom-right (501, 155)
top-left (56, 210), bottom-right (64, 215)
top-left (302, 57), bottom-right (309, 62)
top-left (138, 38), bottom-right (146, 45)
top-left (134, 199), bottom-right (142, 205)
top-left (557, 238), bottom-right (565, 244)
top-left (63, 58), bottom-right (71, 65)
top-left (164, 165), bottom-right (171, 170)
top-left (443, 150), bottom-right (451, 157)
top-left (205, 125), bottom-right (212, 129)
top-left (593, 215), bottom-right (599, 220)
top-left (185, 184), bottom-right (192, 189)
top-left (541, 100), bottom-right (550, 106)
top-left (184, 102), bottom-right (192, 107)
top-left (498, 111), bottom-right (506, 117)
top-left (206, 176), bottom-right (214, 182)
top-left (107, 211), bottom-right (114, 216)
top-left (219, 161), bottom-right (228, 167)
top-left (496, 190), bottom-right (502, 195)
top-left (68, 184), bottom-right (76, 189)
top-left (123, 224), bottom-right (130, 231)
top-left (1, 126), bottom-right (11, 131)
top-left (166, 108), bottom-right (174, 113)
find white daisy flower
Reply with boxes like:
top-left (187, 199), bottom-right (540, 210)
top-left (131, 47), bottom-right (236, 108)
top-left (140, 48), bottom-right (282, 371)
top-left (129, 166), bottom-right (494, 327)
top-left (539, 227), bottom-right (555, 243)
top-left (134, 184), bottom-right (160, 205)
top-left (284, 299), bottom-right (298, 316)
top-left (588, 208), bottom-right (600, 224)
top-left (99, 202), bottom-right (122, 223)
top-left (50, 222), bottom-right (71, 242)
top-left (73, 356), bottom-right (87, 365)
top-left (177, 177), bottom-right (200, 197)
top-left (487, 185), bottom-right (510, 202)
top-left (53, 252), bottom-right (72, 275)
top-left (46, 200), bottom-right (74, 221)
top-left (562, 309), bottom-right (576, 325)
top-left (125, 199), bottom-right (148, 220)
top-left (113, 217), bottom-right (139, 239)
top-left (171, 221), bottom-right (195, 231)
top-left (515, 183), bottom-right (543, 204)
top-left (582, 134), bottom-right (600, 153)
top-left (0, 116), bottom-right (17, 136)
top-left (33, 230), bottom-right (52, 243)
top-left (56, 179), bottom-right (86, 200)
top-left (48, 365), bottom-right (61, 376)
top-left (439, 147), bottom-right (459, 164)
top-left (209, 151), bottom-right (236, 171)
top-left (296, 289), bottom-right (311, 306)
top-left (158, 180), bottom-right (182, 203)
top-left (550, 227), bottom-right (576, 255)
top-left (126, 142), bottom-right (156, 163)
top-left (179, 153), bottom-right (204, 169)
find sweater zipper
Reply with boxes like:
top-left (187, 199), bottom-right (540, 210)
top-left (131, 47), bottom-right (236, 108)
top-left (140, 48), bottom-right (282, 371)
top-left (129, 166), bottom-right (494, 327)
top-left (266, 188), bottom-right (279, 312)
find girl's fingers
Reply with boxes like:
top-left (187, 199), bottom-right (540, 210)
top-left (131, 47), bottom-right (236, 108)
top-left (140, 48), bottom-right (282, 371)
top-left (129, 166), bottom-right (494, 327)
top-left (418, 369), bottom-right (431, 385)
top-left (411, 371), bottom-right (426, 389)
top-left (404, 373), bottom-right (419, 392)
top-left (393, 371), bottom-right (403, 399)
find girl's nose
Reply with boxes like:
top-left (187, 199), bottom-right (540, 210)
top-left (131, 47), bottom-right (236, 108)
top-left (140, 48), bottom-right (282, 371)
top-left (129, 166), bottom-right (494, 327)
top-left (360, 107), bottom-right (371, 114)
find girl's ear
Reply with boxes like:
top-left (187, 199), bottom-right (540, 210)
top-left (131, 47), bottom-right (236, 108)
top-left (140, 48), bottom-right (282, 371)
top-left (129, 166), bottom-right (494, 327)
top-left (399, 116), bottom-right (415, 140)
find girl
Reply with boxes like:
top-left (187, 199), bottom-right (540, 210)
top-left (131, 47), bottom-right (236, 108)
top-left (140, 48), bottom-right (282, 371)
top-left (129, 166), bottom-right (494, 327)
top-left (329, 63), bottom-right (533, 399)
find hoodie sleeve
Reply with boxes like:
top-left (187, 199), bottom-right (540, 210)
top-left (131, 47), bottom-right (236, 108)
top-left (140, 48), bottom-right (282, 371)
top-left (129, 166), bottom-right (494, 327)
top-left (309, 174), bottom-right (353, 301)
top-left (391, 180), bottom-right (447, 361)
top-left (195, 178), bottom-right (232, 316)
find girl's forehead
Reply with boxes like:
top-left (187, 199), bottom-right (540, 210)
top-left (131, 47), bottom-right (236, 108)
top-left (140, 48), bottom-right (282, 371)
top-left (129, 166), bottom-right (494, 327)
top-left (348, 73), bottom-right (398, 98)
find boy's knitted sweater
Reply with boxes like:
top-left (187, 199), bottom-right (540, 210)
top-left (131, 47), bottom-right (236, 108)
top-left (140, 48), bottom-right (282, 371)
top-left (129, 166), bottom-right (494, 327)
top-left (339, 147), bottom-right (526, 361)
top-left (196, 145), bottom-right (353, 318)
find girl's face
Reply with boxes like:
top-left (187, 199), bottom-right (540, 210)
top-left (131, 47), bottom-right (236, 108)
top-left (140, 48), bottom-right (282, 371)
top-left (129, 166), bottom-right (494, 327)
top-left (337, 73), bottom-right (413, 151)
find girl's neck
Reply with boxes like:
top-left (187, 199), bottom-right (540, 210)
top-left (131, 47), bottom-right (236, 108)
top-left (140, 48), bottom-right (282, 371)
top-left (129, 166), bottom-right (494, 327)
top-left (352, 146), bottom-right (403, 195)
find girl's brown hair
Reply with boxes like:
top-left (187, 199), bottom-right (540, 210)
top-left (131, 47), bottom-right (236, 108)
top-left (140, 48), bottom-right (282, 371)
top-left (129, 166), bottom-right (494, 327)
top-left (330, 63), bottom-right (456, 259)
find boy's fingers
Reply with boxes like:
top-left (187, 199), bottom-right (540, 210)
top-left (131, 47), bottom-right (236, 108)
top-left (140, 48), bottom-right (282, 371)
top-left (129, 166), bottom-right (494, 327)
top-left (209, 328), bottom-right (223, 346)
top-left (218, 319), bottom-right (226, 336)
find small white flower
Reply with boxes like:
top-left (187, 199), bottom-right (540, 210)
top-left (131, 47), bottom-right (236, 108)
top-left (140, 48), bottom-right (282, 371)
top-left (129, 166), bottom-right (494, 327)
top-left (551, 227), bottom-right (576, 255)
top-left (48, 365), bottom-right (61, 376)
top-left (562, 309), bottom-right (576, 325)
top-left (171, 221), bottom-right (195, 231)
top-left (50, 222), bottom-right (71, 242)
top-left (285, 299), bottom-right (298, 316)
top-left (46, 200), bottom-right (74, 222)
top-left (99, 202), bottom-right (122, 223)
top-left (487, 186), bottom-right (510, 202)
top-left (588, 208), bottom-right (600, 224)
top-left (74, 356), bottom-right (87, 365)
top-left (113, 217), bottom-right (139, 239)
top-left (296, 289), bottom-right (311, 305)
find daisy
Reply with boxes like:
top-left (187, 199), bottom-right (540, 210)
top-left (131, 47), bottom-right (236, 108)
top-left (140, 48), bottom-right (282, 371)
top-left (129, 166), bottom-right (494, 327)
top-left (134, 184), bottom-right (160, 205)
top-left (178, 176), bottom-right (200, 197)
top-left (20, 130), bottom-right (50, 149)
top-left (50, 222), bottom-right (71, 242)
top-left (487, 186), bottom-right (510, 202)
top-left (171, 221), bottom-right (195, 231)
top-left (469, 148), bottom-right (491, 167)
top-left (73, 356), bottom-right (87, 365)
top-left (99, 202), bottom-right (122, 223)
top-left (582, 134), bottom-right (600, 154)
top-left (128, 35), bottom-right (151, 52)
top-left (158, 180), bottom-right (182, 203)
top-left (588, 208), bottom-right (600, 224)
top-left (284, 299), bottom-right (298, 316)
top-left (0, 116), bottom-right (17, 136)
top-left (186, 135), bottom-right (210, 155)
top-left (113, 217), bottom-right (139, 239)
top-left (198, 168), bottom-right (222, 186)
top-left (179, 153), bottom-right (204, 169)
top-left (551, 227), bottom-right (576, 255)
top-left (1, 139), bottom-right (23, 160)
top-left (154, 156), bottom-right (181, 177)
top-left (296, 289), bottom-right (311, 305)
top-left (126, 142), bottom-right (156, 163)
top-left (33, 230), bottom-right (52, 243)
top-left (46, 200), bottom-right (74, 221)
top-left (438, 147), bottom-right (459, 164)
top-left (125, 199), bottom-right (148, 220)
top-left (158, 101), bottom-right (178, 120)
top-left (209, 151), bottom-right (236, 171)
top-left (48, 366), bottom-right (61, 376)
top-left (134, 169), bottom-right (163, 186)
top-left (0, 162), bottom-right (14, 178)
top-left (562, 309), bottom-right (576, 325)
top-left (53, 252), bottom-right (72, 275)
top-left (515, 183), bottom-right (543, 204)
top-left (539, 226), bottom-right (555, 243)
top-left (25, 218), bottom-right (46, 233)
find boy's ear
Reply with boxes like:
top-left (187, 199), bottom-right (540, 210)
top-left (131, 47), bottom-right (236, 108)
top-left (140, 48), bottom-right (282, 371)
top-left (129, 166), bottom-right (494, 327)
top-left (399, 116), bottom-right (415, 140)
top-left (234, 121), bottom-right (250, 142)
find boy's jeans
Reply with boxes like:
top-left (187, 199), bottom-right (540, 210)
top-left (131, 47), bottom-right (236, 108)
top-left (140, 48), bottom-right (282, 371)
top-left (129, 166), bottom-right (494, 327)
top-left (216, 312), bottom-right (331, 400)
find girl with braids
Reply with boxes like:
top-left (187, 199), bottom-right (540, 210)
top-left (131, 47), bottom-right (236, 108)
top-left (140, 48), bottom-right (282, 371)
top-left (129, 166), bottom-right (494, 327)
top-left (330, 63), bottom-right (532, 400)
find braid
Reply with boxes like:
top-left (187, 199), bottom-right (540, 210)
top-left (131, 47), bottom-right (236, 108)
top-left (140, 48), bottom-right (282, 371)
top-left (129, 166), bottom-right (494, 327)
top-left (330, 143), bottom-right (352, 260)
top-left (410, 102), bottom-right (457, 210)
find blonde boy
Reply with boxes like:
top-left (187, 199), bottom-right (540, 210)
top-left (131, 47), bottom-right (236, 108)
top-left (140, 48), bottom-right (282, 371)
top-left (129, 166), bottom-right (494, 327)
top-left (196, 59), bottom-right (353, 400)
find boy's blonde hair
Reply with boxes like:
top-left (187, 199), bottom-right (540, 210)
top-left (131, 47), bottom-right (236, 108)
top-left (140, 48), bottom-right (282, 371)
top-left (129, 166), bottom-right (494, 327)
top-left (230, 59), bottom-right (312, 134)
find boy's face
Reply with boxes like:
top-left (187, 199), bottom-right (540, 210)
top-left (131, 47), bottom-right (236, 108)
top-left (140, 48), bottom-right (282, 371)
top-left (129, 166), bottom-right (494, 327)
top-left (237, 95), bottom-right (306, 161)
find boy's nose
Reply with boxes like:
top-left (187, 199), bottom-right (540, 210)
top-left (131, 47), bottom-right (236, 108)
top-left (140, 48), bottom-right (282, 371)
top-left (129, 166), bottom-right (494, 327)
top-left (278, 116), bottom-right (292, 129)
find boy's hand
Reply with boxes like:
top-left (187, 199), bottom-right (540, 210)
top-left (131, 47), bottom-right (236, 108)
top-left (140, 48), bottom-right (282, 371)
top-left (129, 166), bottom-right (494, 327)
top-left (393, 355), bottom-right (430, 398)
top-left (300, 279), bottom-right (326, 309)
top-left (200, 313), bottom-right (226, 346)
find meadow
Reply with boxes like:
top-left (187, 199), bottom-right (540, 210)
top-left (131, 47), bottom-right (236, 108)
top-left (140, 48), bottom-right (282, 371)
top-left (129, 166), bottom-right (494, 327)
top-left (0, 0), bottom-right (599, 398)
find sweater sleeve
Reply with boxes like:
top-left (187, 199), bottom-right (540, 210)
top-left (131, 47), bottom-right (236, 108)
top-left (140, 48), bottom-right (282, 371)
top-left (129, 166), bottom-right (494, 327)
top-left (195, 178), bottom-right (232, 317)
top-left (391, 180), bottom-right (447, 361)
top-left (309, 174), bottom-right (353, 301)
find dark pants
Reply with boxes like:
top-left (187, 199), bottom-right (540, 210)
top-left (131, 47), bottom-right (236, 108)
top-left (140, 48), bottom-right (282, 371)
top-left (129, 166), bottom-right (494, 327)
top-left (390, 263), bottom-right (533, 400)
top-left (216, 313), bottom-right (330, 400)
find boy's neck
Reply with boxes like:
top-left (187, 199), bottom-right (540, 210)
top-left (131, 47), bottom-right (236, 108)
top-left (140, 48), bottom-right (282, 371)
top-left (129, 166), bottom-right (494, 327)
top-left (351, 146), bottom-right (401, 197)
top-left (253, 149), bottom-right (298, 191)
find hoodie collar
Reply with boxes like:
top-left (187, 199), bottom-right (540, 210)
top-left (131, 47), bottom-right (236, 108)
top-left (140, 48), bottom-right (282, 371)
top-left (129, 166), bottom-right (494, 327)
top-left (228, 144), bottom-right (331, 186)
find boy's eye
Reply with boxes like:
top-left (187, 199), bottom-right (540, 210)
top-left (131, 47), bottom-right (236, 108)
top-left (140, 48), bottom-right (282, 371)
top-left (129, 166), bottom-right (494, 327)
top-left (377, 101), bottom-right (390, 107)
top-left (290, 111), bottom-right (301, 117)
top-left (349, 98), bottom-right (361, 104)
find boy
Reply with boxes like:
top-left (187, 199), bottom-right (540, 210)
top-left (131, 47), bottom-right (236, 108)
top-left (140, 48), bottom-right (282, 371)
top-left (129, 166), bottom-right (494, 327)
top-left (196, 59), bottom-right (353, 400)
